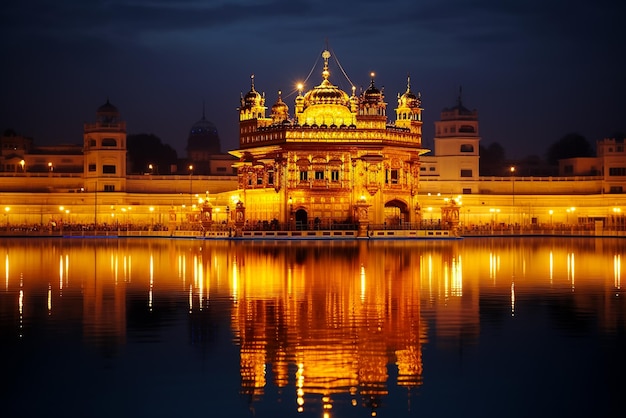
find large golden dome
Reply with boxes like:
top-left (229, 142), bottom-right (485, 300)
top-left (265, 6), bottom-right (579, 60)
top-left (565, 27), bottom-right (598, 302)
top-left (303, 80), bottom-right (351, 108)
top-left (297, 50), bottom-right (355, 126)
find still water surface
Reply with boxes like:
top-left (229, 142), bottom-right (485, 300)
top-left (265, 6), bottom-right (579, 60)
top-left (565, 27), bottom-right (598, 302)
top-left (0, 237), bottom-right (624, 418)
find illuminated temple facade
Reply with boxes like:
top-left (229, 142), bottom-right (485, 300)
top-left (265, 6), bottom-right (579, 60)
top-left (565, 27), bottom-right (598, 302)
top-left (0, 49), bottom-right (625, 231)
top-left (229, 50), bottom-right (428, 228)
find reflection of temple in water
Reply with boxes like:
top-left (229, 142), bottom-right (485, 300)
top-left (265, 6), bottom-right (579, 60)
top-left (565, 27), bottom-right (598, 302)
top-left (3, 238), bottom-right (625, 415)
top-left (230, 242), bottom-right (436, 414)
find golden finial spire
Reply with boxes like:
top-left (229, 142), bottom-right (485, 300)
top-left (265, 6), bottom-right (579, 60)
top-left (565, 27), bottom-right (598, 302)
top-left (322, 50), bottom-right (331, 80)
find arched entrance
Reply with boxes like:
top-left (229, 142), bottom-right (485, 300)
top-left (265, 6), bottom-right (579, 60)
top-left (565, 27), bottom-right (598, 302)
top-left (384, 199), bottom-right (409, 227)
top-left (295, 208), bottom-right (308, 230)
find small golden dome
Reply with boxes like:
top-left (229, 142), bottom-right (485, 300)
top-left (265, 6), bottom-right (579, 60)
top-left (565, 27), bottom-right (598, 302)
top-left (362, 72), bottom-right (383, 104)
top-left (271, 91), bottom-right (289, 123)
top-left (241, 74), bottom-right (264, 109)
top-left (398, 75), bottom-right (421, 108)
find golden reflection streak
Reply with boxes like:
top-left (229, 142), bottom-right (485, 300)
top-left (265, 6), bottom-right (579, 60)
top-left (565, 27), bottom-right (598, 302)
top-left (489, 252), bottom-right (498, 283)
top-left (511, 282), bottom-right (515, 317)
top-left (568, 253), bottom-right (575, 291)
top-left (59, 256), bottom-right (63, 290)
top-left (5, 253), bottom-right (8, 291)
top-left (178, 254), bottom-right (186, 288)
top-left (615, 254), bottom-right (621, 291)
top-left (549, 251), bottom-right (554, 284)
top-left (231, 256), bottom-right (239, 303)
top-left (296, 362), bottom-right (304, 411)
top-left (149, 254), bottom-right (154, 311)
top-left (427, 254), bottom-right (433, 305)
top-left (360, 264), bottom-right (366, 303)
top-left (197, 255), bottom-right (204, 311)
top-left (188, 284), bottom-right (193, 312)
top-left (451, 256), bottom-right (462, 297)
top-left (18, 275), bottom-right (23, 338)
top-left (48, 283), bottom-right (52, 314)
top-left (64, 254), bottom-right (69, 289)
top-left (124, 255), bottom-right (131, 284)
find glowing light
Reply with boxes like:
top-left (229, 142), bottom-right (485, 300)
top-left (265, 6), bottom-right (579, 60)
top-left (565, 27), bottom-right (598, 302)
top-left (568, 252), bottom-right (575, 290)
top-left (451, 256), bottom-right (463, 296)
top-left (615, 254), bottom-right (621, 291)
top-left (59, 256), bottom-right (64, 289)
top-left (149, 254), bottom-right (154, 310)
top-left (360, 264), bottom-right (366, 302)
top-left (511, 282), bottom-right (515, 317)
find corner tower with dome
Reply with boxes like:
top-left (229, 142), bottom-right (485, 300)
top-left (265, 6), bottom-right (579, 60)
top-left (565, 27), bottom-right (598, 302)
top-left (83, 99), bottom-right (127, 193)
top-left (230, 49), bottom-right (429, 229)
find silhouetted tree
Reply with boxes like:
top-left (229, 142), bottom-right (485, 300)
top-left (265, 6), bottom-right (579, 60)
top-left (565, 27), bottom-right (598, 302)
top-left (545, 133), bottom-right (593, 165)
top-left (127, 134), bottom-right (178, 174)
top-left (479, 142), bottom-right (506, 176)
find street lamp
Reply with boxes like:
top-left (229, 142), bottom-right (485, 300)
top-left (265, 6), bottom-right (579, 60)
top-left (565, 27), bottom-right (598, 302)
top-left (148, 164), bottom-right (154, 174)
top-left (20, 160), bottom-right (25, 172)
top-left (566, 207), bottom-right (576, 225)
top-left (48, 162), bottom-right (53, 172)
top-left (510, 166), bottom-right (516, 206)
top-left (188, 164), bottom-right (194, 205)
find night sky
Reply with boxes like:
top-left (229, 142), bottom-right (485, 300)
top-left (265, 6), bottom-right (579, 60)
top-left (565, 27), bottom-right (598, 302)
top-left (1, 0), bottom-right (624, 159)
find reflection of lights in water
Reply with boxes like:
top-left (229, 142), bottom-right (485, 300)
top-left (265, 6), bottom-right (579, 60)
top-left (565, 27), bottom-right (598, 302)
top-left (64, 254), bottom-right (69, 289)
top-left (511, 282), bottom-right (515, 317)
top-left (188, 284), bottom-right (193, 312)
top-left (296, 362), bottom-right (305, 412)
top-left (489, 252), bottom-right (499, 283)
top-left (451, 256), bottom-right (462, 297)
top-left (423, 254), bottom-right (435, 305)
top-left (360, 264), bottom-right (366, 303)
top-left (149, 254), bottom-right (154, 311)
top-left (231, 256), bottom-right (239, 303)
top-left (127, 255), bottom-right (132, 283)
top-left (549, 251), bottom-right (553, 284)
top-left (178, 254), bottom-right (186, 287)
top-left (18, 274), bottom-right (23, 338)
top-left (59, 256), bottom-right (64, 290)
top-left (195, 255), bottom-right (204, 310)
top-left (5, 253), bottom-right (8, 291)
top-left (48, 283), bottom-right (52, 314)
top-left (568, 252), bottom-right (575, 291)
top-left (615, 254), bottom-right (621, 293)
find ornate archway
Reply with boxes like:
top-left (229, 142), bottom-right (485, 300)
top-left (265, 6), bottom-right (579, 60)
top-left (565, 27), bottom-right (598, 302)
top-left (295, 208), bottom-right (308, 230)
top-left (384, 199), bottom-right (409, 227)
